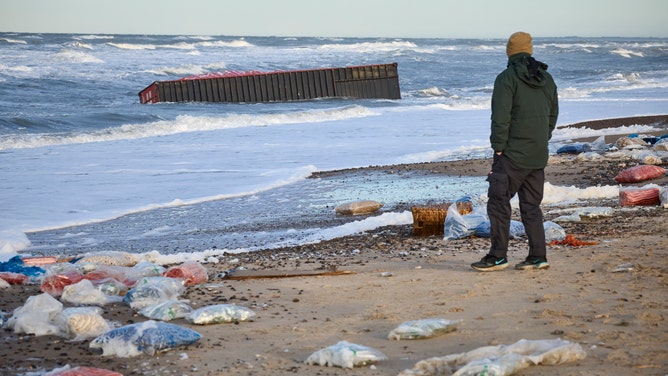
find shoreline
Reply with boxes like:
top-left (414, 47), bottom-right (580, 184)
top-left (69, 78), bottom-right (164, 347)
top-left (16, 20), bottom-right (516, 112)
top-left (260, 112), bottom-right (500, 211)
top-left (2, 115), bottom-right (668, 375)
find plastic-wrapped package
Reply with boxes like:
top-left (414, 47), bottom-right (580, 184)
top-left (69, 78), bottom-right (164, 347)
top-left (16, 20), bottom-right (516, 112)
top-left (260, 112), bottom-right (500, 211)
top-left (139, 300), bottom-right (193, 321)
top-left (543, 221), bottom-right (566, 242)
top-left (45, 365), bottom-right (123, 376)
top-left (41, 267), bottom-right (85, 296)
top-left (163, 261), bottom-right (208, 286)
top-left (0, 278), bottom-right (10, 289)
top-left (305, 341), bottom-right (387, 369)
top-left (122, 277), bottom-right (186, 309)
top-left (0, 271), bottom-right (29, 285)
top-left (83, 266), bottom-right (133, 286)
top-left (0, 255), bottom-right (45, 280)
top-left (614, 164), bottom-right (666, 183)
top-left (473, 220), bottom-right (525, 239)
top-left (7, 293), bottom-right (63, 336)
top-left (388, 318), bottom-right (460, 340)
top-left (443, 204), bottom-right (488, 240)
top-left (61, 279), bottom-right (121, 306)
top-left (127, 261), bottom-right (166, 286)
top-left (620, 186), bottom-right (661, 206)
top-left (55, 306), bottom-right (111, 341)
top-left (398, 338), bottom-right (586, 376)
top-left (186, 304), bottom-right (256, 325)
top-left (91, 278), bottom-right (128, 296)
top-left (89, 320), bottom-right (202, 357)
top-left (74, 251), bottom-right (138, 267)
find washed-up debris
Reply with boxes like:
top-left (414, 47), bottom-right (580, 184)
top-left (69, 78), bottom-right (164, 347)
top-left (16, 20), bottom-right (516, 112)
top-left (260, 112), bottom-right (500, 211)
top-left (335, 200), bottom-right (384, 215)
top-left (139, 300), bottom-right (194, 321)
top-left (305, 340), bottom-right (387, 369)
top-left (223, 268), bottom-right (355, 280)
top-left (549, 234), bottom-right (599, 246)
top-left (123, 276), bottom-right (186, 309)
top-left (614, 164), bottom-right (666, 183)
top-left (620, 186), bottom-right (661, 206)
top-left (612, 263), bottom-right (635, 273)
top-left (0, 255), bottom-right (45, 280)
top-left (7, 293), bottom-right (111, 340)
top-left (90, 320), bottom-right (201, 357)
top-left (0, 271), bottom-right (29, 285)
top-left (73, 251), bottom-right (139, 267)
top-left (163, 260), bottom-right (208, 285)
top-left (398, 338), bottom-right (586, 376)
top-left (388, 318), bottom-right (460, 340)
top-left (45, 365), bottom-right (123, 376)
top-left (186, 303), bottom-right (256, 325)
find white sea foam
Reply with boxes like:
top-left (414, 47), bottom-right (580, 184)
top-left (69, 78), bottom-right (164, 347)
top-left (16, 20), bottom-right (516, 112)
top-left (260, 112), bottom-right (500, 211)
top-left (0, 38), bottom-right (27, 44)
top-left (0, 106), bottom-right (377, 150)
top-left (611, 48), bottom-right (644, 58)
top-left (53, 49), bottom-right (104, 63)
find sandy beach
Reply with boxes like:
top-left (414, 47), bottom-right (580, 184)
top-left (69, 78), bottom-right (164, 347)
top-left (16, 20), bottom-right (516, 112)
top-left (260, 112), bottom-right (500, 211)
top-left (1, 116), bottom-right (667, 376)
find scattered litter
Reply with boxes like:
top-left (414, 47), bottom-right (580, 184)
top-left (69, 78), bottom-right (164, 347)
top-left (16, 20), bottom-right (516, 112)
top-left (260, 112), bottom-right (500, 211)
top-left (549, 234), bottom-right (599, 247)
top-left (61, 279), bottom-right (122, 306)
top-left (398, 338), bottom-right (586, 376)
top-left (335, 200), bottom-right (384, 215)
top-left (380, 272), bottom-right (393, 277)
top-left (305, 340), bottom-right (387, 369)
top-left (163, 261), bottom-right (208, 286)
top-left (7, 293), bottom-right (63, 336)
top-left (0, 271), bottom-right (29, 285)
top-left (45, 365), bottom-right (123, 376)
top-left (0, 255), bottom-right (45, 280)
top-left (123, 276), bottom-right (186, 309)
top-left (40, 266), bottom-right (85, 296)
top-left (612, 263), bottom-right (635, 273)
top-left (620, 186), bottom-right (661, 206)
top-left (55, 306), bottom-right (112, 341)
top-left (74, 251), bottom-right (139, 267)
top-left (0, 278), bottom-right (10, 289)
top-left (90, 320), bottom-right (201, 357)
top-left (139, 300), bottom-right (194, 321)
top-left (614, 164), bottom-right (666, 183)
top-left (443, 203), bottom-right (487, 240)
top-left (388, 318), bottom-right (460, 340)
top-left (186, 304), bottom-right (256, 325)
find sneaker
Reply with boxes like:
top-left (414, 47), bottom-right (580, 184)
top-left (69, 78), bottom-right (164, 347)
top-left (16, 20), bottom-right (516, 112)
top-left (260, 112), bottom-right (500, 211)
top-left (471, 254), bottom-right (509, 271)
top-left (515, 257), bottom-right (549, 270)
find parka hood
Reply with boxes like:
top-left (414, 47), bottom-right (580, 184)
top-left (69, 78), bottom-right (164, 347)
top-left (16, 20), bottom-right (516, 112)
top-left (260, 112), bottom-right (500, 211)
top-left (508, 53), bottom-right (549, 88)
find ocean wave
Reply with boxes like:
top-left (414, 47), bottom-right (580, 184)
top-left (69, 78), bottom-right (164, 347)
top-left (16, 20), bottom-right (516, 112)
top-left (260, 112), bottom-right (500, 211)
top-left (107, 39), bottom-right (253, 51)
top-left (317, 40), bottom-right (432, 53)
top-left (0, 38), bottom-right (27, 44)
top-left (0, 106), bottom-right (378, 150)
top-left (53, 49), bottom-right (104, 63)
top-left (610, 48), bottom-right (644, 58)
top-left (145, 62), bottom-right (229, 77)
top-left (75, 35), bottom-right (115, 40)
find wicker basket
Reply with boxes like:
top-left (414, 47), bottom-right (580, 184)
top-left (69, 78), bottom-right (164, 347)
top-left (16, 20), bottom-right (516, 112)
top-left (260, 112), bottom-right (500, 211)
top-left (411, 201), bottom-right (473, 236)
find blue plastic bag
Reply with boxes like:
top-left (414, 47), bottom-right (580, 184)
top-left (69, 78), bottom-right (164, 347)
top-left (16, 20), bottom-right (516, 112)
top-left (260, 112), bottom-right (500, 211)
top-left (90, 320), bottom-right (201, 357)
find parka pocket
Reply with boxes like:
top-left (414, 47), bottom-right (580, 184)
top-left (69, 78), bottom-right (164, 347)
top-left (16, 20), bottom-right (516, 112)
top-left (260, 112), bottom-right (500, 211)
top-left (487, 171), bottom-right (509, 200)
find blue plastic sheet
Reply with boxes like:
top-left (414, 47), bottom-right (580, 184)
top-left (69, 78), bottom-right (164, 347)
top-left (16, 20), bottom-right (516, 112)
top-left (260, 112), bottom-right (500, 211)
top-left (0, 256), bottom-right (45, 278)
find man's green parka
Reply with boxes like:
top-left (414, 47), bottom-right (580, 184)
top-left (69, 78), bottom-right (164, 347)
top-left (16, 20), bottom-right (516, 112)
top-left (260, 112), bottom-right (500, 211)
top-left (490, 52), bottom-right (559, 169)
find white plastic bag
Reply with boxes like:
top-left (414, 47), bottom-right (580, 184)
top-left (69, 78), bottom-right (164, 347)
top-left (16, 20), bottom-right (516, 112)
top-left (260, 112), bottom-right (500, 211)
top-left (388, 318), bottom-right (460, 340)
top-left (7, 293), bottom-right (63, 336)
top-left (443, 204), bottom-right (487, 240)
top-left (55, 306), bottom-right (111, 341)
top-left (186, 304), bottom-right (256, 325)
top-left (139, 300), bottom-right (193, 321)
top-left (123, 277), bottom-right (185, 309)
top-left (305, 340), bottom-right (387, 369)
top-left (61, 279), bottom-right (121, 306)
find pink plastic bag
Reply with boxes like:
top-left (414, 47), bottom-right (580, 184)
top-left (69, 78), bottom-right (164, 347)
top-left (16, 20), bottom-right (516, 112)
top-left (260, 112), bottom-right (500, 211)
top-left (620, 187), bottom-right (661, 206)
top-left (163, 261), bottom-right (208, 286)
top-left (615, 165), bottom-right (666, 183)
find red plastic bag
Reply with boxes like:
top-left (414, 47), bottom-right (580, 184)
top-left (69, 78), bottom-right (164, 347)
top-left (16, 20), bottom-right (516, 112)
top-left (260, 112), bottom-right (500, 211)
top-left (0, 271), bottom-right (29, 285)
top-left (614, 165), bottom-right (666, 183)
top-left (620, 187), bottom-right (661, 206)
top-left (40, 268), bottom-right (85, 296)
top-left (163, 261), bottom-right (208, 286)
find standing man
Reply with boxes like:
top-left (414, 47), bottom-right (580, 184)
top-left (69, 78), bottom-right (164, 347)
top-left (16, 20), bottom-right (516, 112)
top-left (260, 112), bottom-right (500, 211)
top-left (471, 32), bottom-right (559, 272)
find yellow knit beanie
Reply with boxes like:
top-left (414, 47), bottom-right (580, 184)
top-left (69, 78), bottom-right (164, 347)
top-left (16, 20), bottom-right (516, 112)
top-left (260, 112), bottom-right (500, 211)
top-left (506, 32), bottom-right (533, 57)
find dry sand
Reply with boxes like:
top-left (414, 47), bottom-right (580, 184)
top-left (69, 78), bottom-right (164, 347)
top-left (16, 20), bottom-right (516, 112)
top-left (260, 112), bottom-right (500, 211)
top-left (1, 116), bottom-right (667, 376)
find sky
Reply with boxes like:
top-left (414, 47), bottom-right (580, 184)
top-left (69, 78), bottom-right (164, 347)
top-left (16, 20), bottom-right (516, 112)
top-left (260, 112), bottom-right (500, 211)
top-left (1, 0), bottom-right (667, 38)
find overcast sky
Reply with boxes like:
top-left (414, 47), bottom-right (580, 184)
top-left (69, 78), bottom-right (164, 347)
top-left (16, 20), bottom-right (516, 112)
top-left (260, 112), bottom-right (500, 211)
top-left (2, 0), bottom-right (666, 38)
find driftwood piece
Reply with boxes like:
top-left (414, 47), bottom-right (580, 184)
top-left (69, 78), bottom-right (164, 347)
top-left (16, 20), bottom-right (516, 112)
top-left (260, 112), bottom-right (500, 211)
top-left (223, 269), bottom-right (355, 280)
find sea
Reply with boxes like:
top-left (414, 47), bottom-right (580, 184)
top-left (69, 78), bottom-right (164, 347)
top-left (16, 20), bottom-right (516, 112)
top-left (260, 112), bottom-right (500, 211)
top-left (1, 33), bottom-right (667, 261)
